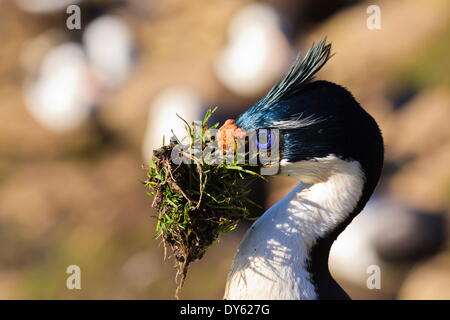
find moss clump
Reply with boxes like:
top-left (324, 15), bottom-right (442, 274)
top-left (143, 108), bottom-right (262, 297)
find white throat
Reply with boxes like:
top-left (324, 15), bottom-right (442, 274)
top-left (224, 156), bottom-right (365, 300)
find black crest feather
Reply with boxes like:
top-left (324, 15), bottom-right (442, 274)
top-left (261, 38), bottom-right (333, 106)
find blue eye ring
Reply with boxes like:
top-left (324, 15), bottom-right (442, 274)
top-left (255, 129), bottom-right (274, 149)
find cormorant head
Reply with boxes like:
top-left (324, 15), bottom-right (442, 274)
top-left (228, 39), bottom-right (384, 190)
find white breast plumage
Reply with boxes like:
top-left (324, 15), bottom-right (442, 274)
top-left (224, 156), bottom-right (365, 300)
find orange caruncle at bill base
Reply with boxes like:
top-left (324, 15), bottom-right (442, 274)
top-left (216, 119), bottom-right (246, 151)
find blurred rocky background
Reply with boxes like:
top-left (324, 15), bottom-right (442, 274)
top-left (0, 0), bottom-right (449, 299)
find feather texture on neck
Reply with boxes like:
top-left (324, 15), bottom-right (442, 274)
top-left (224, 156), bottom-right (365, 300)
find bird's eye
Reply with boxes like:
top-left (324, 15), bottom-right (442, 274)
top-left (256, 129), bottom-right (273, 150)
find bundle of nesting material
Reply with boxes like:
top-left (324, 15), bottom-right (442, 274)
top-left (143, 108), bottom-right (262, 296)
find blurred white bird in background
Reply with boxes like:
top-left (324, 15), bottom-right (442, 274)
top-left (20, 3), bottom-right (135, 133)
top-left (215, 3), bottom-right (293, 97)
top-left (141, 87), bottom-right (205, 164)
top-left (23, 42), bottom-right (93, 132)
top-left (330, 194), bottom-right (445, 297)
top-left (15, 0), bottom-right (84, 14)
top-left (83, 15), bottom-right (134, 88)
